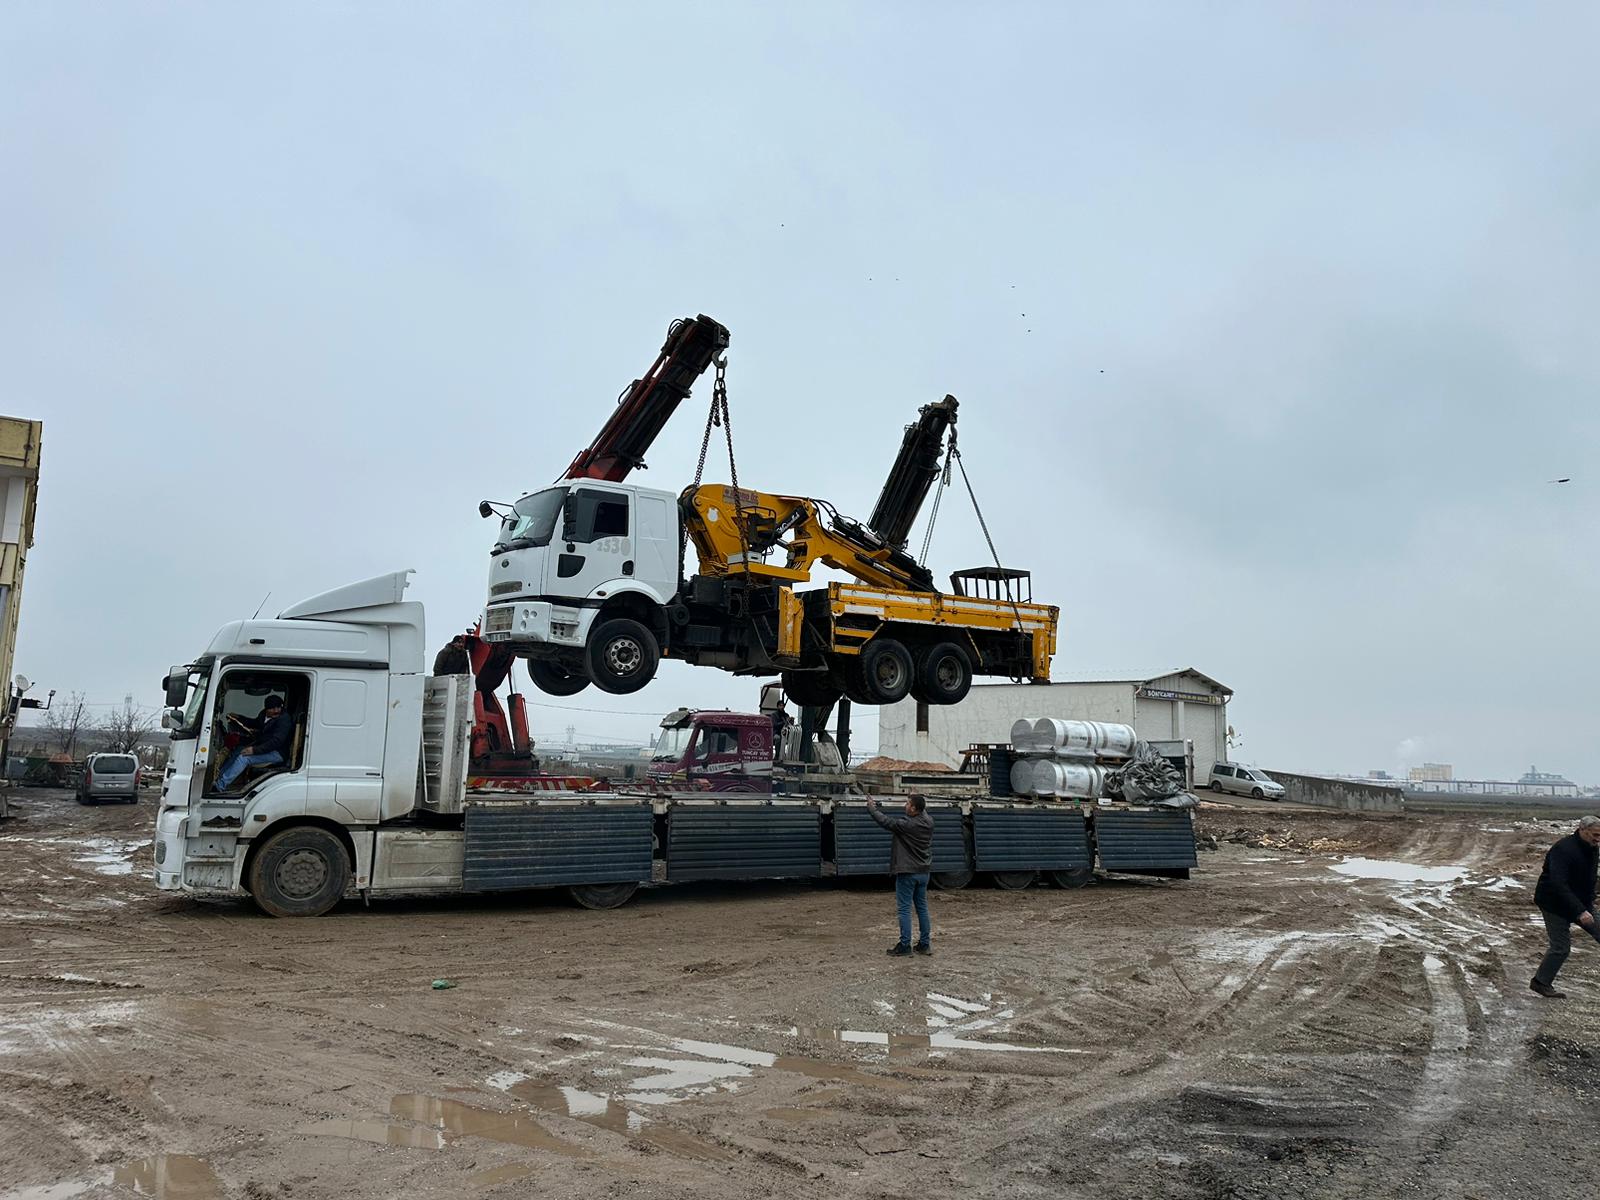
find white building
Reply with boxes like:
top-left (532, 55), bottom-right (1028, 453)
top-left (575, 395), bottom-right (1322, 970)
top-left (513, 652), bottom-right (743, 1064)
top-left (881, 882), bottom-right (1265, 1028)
top-left (878, 668), bottom-right (1233, 781)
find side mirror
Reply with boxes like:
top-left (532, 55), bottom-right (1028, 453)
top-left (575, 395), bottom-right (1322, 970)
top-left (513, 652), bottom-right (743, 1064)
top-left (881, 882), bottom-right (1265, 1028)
top-left (160, 707), bottom-right (185, 731)
top-left (164, 669), bottom-right (189, 708)
top-left (479, 500), bottom-right (495, 519)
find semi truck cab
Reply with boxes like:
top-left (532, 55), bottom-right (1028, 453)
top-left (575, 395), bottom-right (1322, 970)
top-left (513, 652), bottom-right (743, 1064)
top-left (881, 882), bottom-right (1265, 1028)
top-left (154, 571), bottom-right (436, 912)
top-left (647, 708), bottom-right (776, 793)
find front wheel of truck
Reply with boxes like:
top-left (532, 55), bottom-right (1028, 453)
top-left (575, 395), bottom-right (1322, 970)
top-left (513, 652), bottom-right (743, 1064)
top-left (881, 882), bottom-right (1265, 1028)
top-left (586, 619), bottom-right (660, 695)
top-left (527, 659), bottom-right (590, 697)
top-left (248, 826), bottom-right (351, 918)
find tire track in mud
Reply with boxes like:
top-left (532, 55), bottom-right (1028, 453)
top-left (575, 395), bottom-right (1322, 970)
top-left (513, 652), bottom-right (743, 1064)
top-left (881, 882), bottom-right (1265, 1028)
top-left (953, 857), bottom-right (1539, 1188)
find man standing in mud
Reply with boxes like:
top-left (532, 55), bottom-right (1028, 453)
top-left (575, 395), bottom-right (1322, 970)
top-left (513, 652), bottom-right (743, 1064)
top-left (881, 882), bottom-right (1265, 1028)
top-left (866, 794), bottom-right (934, 957)
top-left (1530, 815), bottom-right (1600, 998)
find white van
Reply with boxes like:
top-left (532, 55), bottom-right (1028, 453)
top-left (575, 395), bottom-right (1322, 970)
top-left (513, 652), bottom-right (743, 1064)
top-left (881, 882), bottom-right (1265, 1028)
top-left (1209, 762), bottom-right (1285, 801)
top-left (77, 753), bottom-right (142, 804)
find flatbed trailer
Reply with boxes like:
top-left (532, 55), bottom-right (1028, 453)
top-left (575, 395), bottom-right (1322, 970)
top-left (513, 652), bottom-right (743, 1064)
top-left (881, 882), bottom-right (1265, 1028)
top-left (151, 572), bottom-right (1195, 918)
top-left (163, 785), bottom-right (1198, 915)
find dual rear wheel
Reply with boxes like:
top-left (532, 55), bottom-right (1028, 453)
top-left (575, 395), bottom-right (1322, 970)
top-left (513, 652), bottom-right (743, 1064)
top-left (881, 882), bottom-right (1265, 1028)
top-left (841, 638), bottom-right (974, 707)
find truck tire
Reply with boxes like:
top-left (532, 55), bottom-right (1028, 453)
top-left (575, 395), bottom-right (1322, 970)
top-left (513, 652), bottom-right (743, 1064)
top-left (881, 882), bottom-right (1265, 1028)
top-left (991, 870), bottom-right (1037, 891)
top-left (781, 670), bottom-right (842, 708)
top-left (247, 826), bottom-right (351, 918)
top-left (851, 638), bottom-right (914, 706)
top-left (527, 659), bottom-right (590, 697)
top-left (586, 619), bottom-right (660, 695)
top-left (931, 869), bottom-right (974, 891)
top-left (911, 641), bottom-right (973, 706)
top-left (569, 882), bottom-right (640, 909)
top-left (1050, 867), bottom-right (1092, 889)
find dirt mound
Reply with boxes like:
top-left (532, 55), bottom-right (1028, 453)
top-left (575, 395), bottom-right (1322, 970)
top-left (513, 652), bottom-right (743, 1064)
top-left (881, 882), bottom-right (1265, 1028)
top-left (856, 756), bottom-right (953, 773)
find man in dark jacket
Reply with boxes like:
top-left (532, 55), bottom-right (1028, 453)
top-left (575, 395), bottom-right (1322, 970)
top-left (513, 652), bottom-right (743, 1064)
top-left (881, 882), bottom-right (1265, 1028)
top-left (867, 794), bottom-right (934, 957)
top-left (1530, 815), bottom-right (1600, 998)
top-left (215, 696), bottom-right (294, 793)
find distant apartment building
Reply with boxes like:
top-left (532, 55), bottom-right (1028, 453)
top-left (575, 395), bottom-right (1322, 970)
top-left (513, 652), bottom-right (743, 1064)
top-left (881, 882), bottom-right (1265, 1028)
top-left (1408, 762), bottom-right (1454, 782)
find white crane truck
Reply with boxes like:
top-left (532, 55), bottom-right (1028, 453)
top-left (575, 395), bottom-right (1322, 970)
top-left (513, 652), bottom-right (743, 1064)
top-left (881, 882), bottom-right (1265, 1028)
top-left (152, 571), bottom-right (1195, 918)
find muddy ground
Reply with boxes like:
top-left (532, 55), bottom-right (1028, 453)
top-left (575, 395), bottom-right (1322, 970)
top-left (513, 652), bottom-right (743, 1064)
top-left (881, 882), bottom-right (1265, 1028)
top-left (3, 788), bottom-right (1598, 1200)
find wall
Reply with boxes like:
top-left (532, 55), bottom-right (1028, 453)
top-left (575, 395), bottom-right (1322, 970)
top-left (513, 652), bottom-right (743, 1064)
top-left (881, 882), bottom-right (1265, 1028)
top-left (1265, 770), bottom-right (1405, 813)
top-left (1135, 671), bottom-right (1228, 783)
top-left (879, 682), bottom-right (1132, 766)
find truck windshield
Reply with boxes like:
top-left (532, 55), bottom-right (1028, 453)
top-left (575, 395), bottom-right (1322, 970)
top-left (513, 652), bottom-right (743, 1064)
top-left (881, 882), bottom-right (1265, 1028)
top-left (173, 663), bottom-right (213, 738)
top-left (495, 487), bottom-right (566, 552)
top-left (653, 725), bottom-right (692, 761)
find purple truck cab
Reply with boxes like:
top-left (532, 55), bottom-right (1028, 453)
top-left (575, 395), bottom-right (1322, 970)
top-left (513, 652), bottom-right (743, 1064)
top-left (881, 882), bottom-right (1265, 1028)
top-left (648, 709), bottom-right (775, 793)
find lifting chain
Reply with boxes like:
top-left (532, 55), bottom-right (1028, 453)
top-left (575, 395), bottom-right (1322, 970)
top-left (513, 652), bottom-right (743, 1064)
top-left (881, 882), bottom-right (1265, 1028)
top-left (683, 357), bottom-right (752, 586)
top-left (918, 429), bottom-right (956, 567)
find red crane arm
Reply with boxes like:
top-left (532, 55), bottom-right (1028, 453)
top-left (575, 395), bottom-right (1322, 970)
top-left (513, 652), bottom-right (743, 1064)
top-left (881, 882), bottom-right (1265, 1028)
top-left (561, 314), bottom-right (730, 483)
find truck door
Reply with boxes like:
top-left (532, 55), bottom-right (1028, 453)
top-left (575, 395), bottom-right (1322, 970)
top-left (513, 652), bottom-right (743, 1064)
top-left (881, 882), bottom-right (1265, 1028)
top-left (688, 725), bottom-right (741, 782)
top-left (548, 487), bottom-right (633, 601)
top-left (633, 493), bottom-right (676, 597)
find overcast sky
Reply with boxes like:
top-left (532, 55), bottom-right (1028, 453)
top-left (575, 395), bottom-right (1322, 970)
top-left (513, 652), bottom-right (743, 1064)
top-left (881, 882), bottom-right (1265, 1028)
top-left (5, 4), bottom-right (1596, 782)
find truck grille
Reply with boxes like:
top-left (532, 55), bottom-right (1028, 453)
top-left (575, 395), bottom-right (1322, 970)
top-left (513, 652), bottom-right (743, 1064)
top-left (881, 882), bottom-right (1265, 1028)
top-left (485, 606), bottom-right (514, 635)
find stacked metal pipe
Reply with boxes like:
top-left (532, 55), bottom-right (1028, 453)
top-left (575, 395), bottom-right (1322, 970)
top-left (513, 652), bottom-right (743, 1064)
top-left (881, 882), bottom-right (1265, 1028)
top-left (1007, 718), bottom-right (1137, 799)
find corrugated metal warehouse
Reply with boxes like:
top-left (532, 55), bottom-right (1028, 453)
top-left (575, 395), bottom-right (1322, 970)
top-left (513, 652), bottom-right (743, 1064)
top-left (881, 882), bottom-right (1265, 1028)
top-left (878, 668), bottom-right (1233, 782)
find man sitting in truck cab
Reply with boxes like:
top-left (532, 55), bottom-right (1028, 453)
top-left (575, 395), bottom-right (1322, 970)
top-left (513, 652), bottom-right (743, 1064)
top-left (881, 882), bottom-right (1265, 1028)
top-left (215, 695), bottom-right (293, 794)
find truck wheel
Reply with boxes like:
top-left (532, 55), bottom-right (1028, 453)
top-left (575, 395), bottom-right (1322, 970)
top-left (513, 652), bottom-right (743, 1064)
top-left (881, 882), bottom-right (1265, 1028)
top-left (852, 638), bottom-right (914, 705)
top-left (569, 882), bottom-right (639, 909)
top-left (586, 619), bottom-right (660, 695)
top-left (911, 642), bottom-right (973, 706)
top-left (527, 659), bottom-right (590, 697)
top-left (247, 826), bottom-right (351, 918)
top-left (781, 670), bottom-right (842, 708)
top-left (991, 871), bottom-right (1037, 891)
top-left (931, 869), bottom-right (973, 891)
top-left (1050, 867), bottom-right (1092, 889)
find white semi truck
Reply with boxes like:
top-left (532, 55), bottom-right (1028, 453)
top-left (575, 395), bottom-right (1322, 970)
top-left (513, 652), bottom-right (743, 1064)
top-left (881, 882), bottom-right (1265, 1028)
top-left (154, 572), bottom-right (1195, 918)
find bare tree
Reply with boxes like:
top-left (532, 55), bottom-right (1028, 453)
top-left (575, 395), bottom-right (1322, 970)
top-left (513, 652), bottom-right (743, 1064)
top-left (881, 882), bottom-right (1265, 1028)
top-left (100, 698), bottom-right (158, 755)
top-left (41, 691), bottom-right (91, 757)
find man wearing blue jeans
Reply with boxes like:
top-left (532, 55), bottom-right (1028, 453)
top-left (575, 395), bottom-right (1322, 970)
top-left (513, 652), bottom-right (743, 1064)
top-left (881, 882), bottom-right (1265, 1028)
top-left (867, 793), bottom-right (934, 957)
top-left (215, 696), bottom-right (293, 794)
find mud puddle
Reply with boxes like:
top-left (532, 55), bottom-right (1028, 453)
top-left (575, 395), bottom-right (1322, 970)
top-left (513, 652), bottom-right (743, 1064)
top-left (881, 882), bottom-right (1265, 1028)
top-left (114, 1155), bottom-right (223, 1198)
top-left (3, 1154), bottom-right (221, 1200)
top-left (1331, 857), bottom-right (1467, 883)
top-left (303, 1094), bottom-right (585, 1156)
top-left (509, 1081), bottom-right (731, 1160)
top-left (791, 1025), bottom-right (1079, 1057)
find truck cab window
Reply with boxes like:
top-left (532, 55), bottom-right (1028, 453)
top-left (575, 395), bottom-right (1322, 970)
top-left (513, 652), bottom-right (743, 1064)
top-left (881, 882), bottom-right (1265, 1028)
top-left (565, 489), bottom-right (630, 543)
top-left (495, 487), bottom-right (566, 551)
top-left (695, 729), bottom-right (738, 760)
top-left (207, 670), bottom-right (312, 794)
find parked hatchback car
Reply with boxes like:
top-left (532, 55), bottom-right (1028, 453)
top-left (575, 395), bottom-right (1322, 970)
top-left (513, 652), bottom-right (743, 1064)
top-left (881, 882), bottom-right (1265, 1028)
top-left (1209, 762), bottom-right (1286, 801)
top-left (77, 753), bottom-right (141, 804)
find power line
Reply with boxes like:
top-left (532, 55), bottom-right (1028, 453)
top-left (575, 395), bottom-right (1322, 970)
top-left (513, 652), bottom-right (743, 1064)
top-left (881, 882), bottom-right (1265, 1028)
top-left (523, 699), bottom-right (670, 717)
